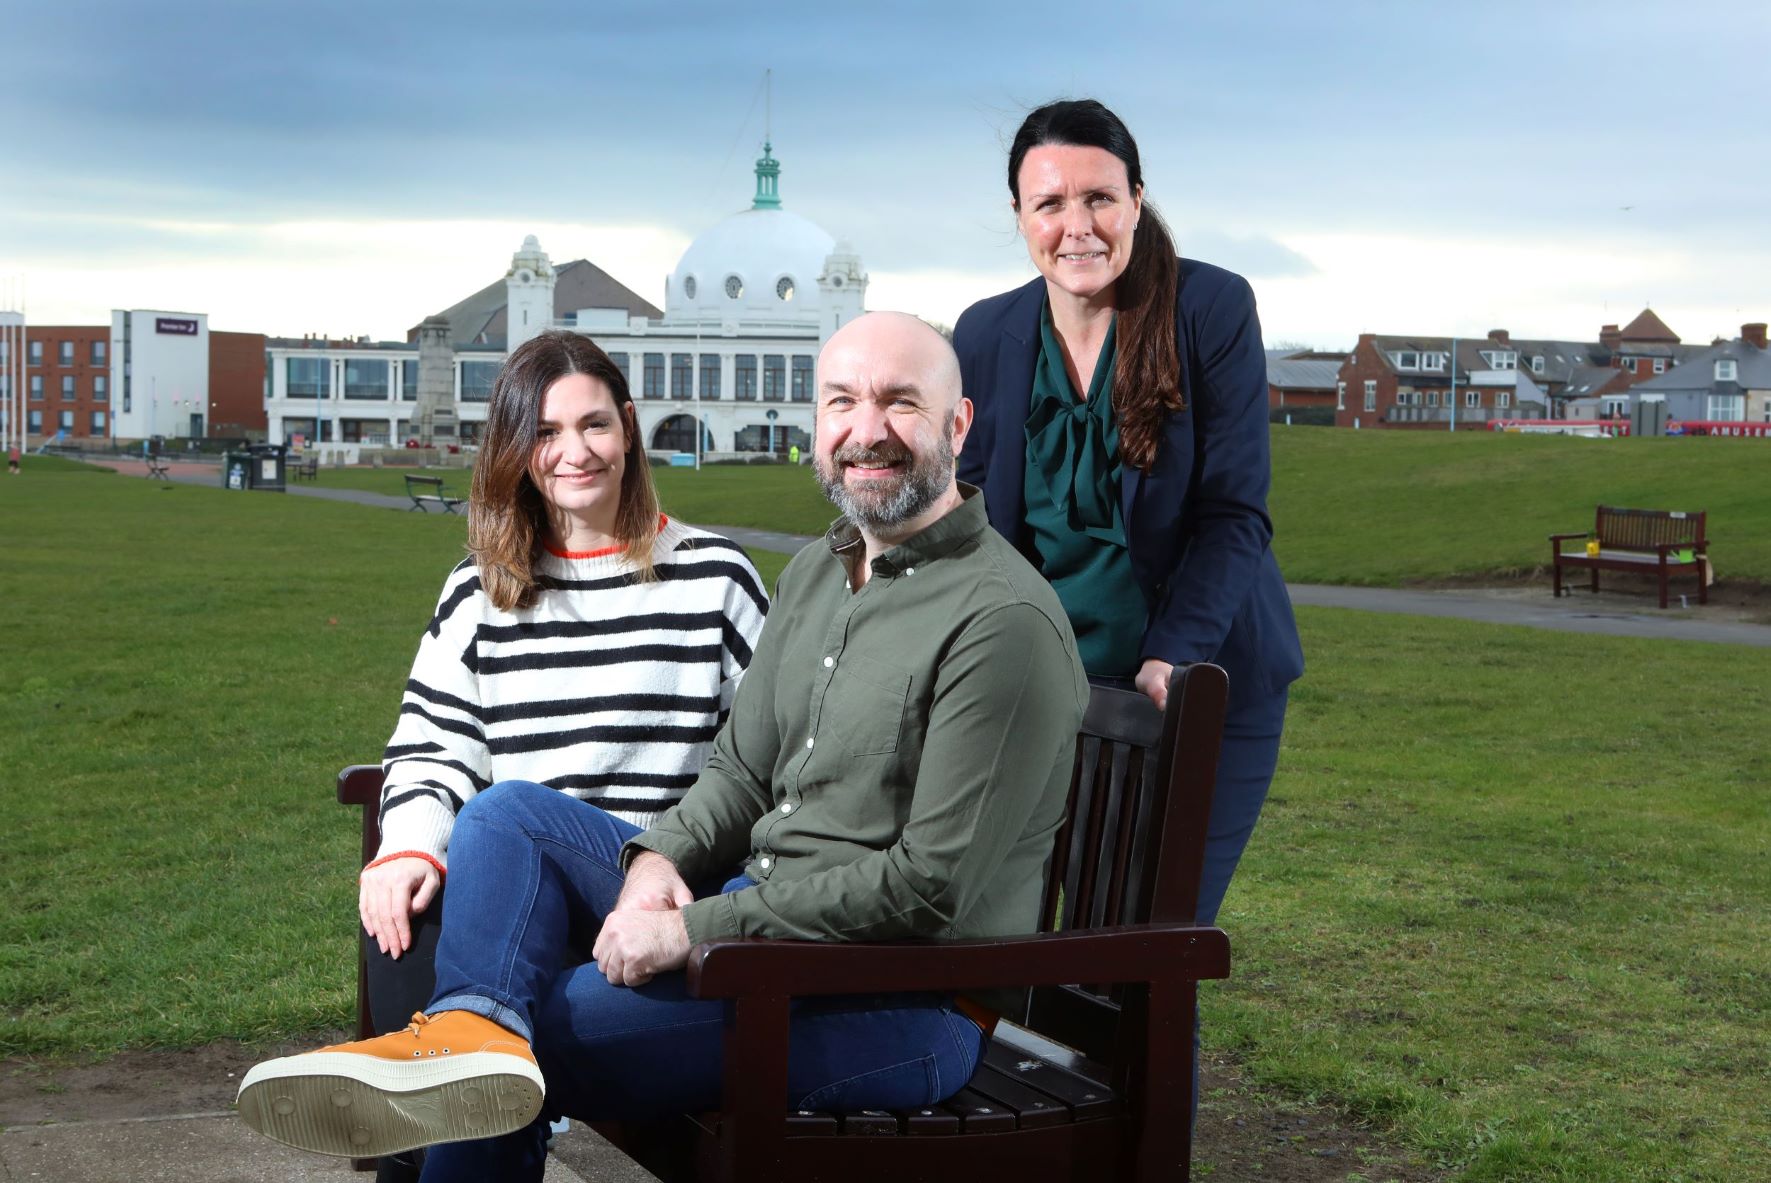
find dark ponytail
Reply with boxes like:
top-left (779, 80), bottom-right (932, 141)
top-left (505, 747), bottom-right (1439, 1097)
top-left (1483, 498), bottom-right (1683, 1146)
top-left (1009, 99), bottom-right (1182, 472)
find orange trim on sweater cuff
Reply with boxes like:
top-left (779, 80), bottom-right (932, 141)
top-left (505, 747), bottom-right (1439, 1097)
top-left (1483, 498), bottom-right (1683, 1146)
top-left (362, 850), bottom-right (447, 881)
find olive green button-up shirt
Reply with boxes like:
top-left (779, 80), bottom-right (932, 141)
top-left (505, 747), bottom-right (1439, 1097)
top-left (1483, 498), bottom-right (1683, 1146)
top-left (625, 487), bottom-right (1088, 995)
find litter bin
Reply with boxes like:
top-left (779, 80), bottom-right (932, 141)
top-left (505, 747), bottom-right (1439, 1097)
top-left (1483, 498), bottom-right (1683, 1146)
top-left (222, 445), bottom-right (288, 492)
top-left (246, 443), bottom-right (288, 492)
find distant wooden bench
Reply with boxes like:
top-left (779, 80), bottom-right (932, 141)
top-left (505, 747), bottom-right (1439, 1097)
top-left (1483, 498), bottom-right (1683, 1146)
top-left (1551, 505), bottom-right (1708, 609)
top-left (405, 474), bottom-right (464, 514)
top-left (289, 455), bottom-right (319, 482)
top-left (336, 664), bottom-right (1233, 1180)
top-left (145, 454), bottom-right (171, 480)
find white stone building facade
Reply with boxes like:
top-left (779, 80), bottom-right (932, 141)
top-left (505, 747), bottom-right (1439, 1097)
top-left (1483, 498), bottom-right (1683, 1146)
top-left (263, 145), bottom-right (868, 455)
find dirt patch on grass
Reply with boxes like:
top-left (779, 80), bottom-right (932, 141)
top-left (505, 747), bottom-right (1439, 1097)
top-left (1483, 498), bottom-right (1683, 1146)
top-left (0, 1039), bottom-right (1445, 1182)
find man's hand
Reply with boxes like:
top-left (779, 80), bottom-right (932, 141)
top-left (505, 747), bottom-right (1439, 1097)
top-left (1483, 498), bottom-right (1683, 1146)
top-left (616, 850), bottom-right (693, 912)
top-left (592, 908), bottom-right (691, 987)
top-left (359, 857), bottom-right (441, 959)
top-left (1134, 658), bottom-right (1175, 712)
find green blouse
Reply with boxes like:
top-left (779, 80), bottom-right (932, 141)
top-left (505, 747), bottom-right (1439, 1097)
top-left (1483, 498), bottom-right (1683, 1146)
top-left (1022, 301), bottom-right (1144, 676)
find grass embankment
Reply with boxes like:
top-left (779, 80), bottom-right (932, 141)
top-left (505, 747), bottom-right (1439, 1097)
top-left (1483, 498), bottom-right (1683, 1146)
top-left (1267, 429), bottom-right (1771, 584)
top-left (316, 430), bottom-right (1771, 582)
top-left (3, 455), bottom-right (1767, 1180)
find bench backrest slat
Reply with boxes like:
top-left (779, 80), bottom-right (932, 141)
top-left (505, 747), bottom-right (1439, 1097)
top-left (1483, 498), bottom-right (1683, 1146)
top-left (1595, 506), bottom-right (1705, 550)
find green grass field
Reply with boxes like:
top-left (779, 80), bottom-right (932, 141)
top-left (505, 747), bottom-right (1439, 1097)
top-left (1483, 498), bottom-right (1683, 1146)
top-left (313, 429), bottom-right (1771, 583)
top-left (3, 448), bottom-right (1767, 1180)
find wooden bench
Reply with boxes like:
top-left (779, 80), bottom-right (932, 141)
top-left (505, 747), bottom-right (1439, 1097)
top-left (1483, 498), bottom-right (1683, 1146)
top-left (145, 454), bottom-right (171, 480)
top-left (404, 474), bottom-right (464, 514)
top-left (289, 455), bottom-right (319, 482)
top-left (1550, 505), bottom-right (1709, 609)
top-left (336, 662), bottom-right (1231, 1181)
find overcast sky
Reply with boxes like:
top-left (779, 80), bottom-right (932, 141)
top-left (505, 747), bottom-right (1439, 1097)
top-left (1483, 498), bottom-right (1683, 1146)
top-left (2, 0), bottom-right (1766, 348)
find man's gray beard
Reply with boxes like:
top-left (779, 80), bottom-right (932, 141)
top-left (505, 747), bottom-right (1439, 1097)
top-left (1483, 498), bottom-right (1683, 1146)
top-left (815, 428), bottom-right (954, 533)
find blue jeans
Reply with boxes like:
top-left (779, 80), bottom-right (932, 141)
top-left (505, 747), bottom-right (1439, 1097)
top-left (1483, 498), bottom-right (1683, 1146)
top-left (418, 781), bottom-right (984, 1183)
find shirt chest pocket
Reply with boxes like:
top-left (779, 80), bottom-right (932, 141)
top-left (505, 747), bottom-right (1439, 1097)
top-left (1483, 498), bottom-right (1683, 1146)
top-left (821, 655), bottom-right (910, 756)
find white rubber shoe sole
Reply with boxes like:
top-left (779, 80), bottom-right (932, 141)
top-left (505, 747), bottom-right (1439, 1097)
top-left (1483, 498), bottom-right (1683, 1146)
top-left (236, 1050), bottom-right (545, 1158)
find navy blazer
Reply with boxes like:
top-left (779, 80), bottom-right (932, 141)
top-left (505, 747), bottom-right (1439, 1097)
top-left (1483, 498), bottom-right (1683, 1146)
top-left (952, 258), bottom-right (1304, 701)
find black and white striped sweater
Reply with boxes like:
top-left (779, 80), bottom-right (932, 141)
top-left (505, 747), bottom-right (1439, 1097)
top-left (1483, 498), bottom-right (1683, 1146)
top-left (376, 517), bottom-right (769, 868)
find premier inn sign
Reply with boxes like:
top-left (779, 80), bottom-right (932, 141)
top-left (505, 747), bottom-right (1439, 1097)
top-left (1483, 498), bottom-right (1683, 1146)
top-left (155, 317), bottom-right (198, 336)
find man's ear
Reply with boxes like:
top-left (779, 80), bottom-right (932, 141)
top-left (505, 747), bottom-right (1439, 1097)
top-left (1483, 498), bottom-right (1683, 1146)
top-left (950, 397), bottom-right (974, 460)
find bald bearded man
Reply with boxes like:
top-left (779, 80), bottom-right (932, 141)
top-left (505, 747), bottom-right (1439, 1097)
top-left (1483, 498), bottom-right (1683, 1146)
top-left (238, 313), bottom-right (1090, 1182)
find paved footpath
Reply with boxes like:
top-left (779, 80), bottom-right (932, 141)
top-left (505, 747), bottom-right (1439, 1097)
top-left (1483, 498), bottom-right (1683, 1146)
top-left (109, 458), bottom-right (1771, 648)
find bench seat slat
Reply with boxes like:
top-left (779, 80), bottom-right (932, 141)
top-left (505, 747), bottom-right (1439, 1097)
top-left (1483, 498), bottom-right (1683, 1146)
top-left (966, 1064), bottom-right (1074, 1128)
top-left (982, 1041), bottom-right (1119, 1120)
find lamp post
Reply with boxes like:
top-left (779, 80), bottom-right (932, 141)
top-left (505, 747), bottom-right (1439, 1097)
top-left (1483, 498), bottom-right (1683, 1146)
top-left (1448, 336), bottom-right (1458, 433)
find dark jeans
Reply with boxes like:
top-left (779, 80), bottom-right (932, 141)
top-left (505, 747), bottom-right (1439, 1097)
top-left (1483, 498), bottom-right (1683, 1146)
top-left (412, 782), bottom-right (984, 1183)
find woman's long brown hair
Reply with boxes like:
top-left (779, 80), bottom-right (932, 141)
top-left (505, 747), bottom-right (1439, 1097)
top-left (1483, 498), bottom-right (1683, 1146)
top-left (1009, 98), bottom-right (1183, 472)
top-left (468, 330), bottom-right (661, 611)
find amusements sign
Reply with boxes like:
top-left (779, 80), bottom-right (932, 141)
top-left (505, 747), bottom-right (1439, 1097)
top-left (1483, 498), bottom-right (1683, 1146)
top-left (156, 317), bottom-right (198, 336)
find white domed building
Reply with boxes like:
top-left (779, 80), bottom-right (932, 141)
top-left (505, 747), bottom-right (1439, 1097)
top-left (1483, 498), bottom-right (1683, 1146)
top-left (262, 144), bottom-right (868, 457)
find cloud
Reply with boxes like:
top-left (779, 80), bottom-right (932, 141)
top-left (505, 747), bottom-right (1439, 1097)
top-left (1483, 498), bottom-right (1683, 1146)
top-left (1179, 230), bottom-right (1318, 279)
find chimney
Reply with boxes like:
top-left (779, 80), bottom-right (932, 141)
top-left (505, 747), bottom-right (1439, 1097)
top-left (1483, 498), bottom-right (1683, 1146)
top-left (1743, 323), bottom-right (1768, 350)
top-left (1599, 324), bottom-right (1621, 350)
top-left (1488, 328), bottom-right (1510, 343)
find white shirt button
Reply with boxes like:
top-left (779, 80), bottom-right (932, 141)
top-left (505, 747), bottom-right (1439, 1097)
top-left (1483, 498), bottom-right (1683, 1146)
top-left (823, 656), bottom-right (834, 668)
top-left (759, 857), bottom-right (772, 869)
top-left (805, 737), bottom-right (815, 749)
top-left (780, 802), bottom-right (793, 814)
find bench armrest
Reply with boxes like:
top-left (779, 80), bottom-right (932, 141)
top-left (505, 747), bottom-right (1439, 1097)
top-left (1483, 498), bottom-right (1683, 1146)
top-left (686, 922), bottom-right (1230, 999)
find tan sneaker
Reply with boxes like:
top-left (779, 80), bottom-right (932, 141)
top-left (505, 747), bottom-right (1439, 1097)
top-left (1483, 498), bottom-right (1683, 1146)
top-left (236, 1011), bottom-right (544, 1158)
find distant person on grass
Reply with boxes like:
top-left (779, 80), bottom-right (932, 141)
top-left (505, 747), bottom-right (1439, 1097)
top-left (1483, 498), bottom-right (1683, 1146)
top-left (238, 312), bottom-right (1087, 1182)
top-left (348, 329), bottom-right (767, 1181)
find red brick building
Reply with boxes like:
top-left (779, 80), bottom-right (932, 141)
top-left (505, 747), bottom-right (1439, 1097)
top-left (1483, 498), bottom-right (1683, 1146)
top-left (208, 331), bottom-right (268, 438)
top-left (19, 326), bottom-right (112, 441)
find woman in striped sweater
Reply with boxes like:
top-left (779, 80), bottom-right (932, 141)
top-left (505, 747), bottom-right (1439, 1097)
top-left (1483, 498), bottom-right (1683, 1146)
top-left (359, 331), bottom-right (768, 1110)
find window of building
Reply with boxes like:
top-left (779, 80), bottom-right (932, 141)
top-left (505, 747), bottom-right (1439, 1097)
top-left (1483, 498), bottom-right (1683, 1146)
top-left (607, 352), bottom-right (631, 387)
top-left (1335, 381), bottom-right (1346, 410)
top-left (643, 353), bottom-right (665, 398)
top-left (1619, 358), bottom-right (1635, 374)
top-left (671, 353), bottom-right (693, 398)
top-left (401, 360), bottom-right (418, 401)
top-left (763, 354), bottom-right (785, 401)
top-left (28, 410), bottom-right (43, 433)
top-left (1706, 394), bottom-right (1744, 422)
top-left (30, 375), bottom-right (43, 401)
top-left (1653, 358), bottom-right (1666, 374)
top-left (91, 410), bottom-right (107, 433)
top-left (700, 354), bottom-right (721, 400)
top-left (1497, 391), bottom-right (1511, 409)
top-left (91, 339), bottom-right (107, 365)
top-left (59, 410), bottom-right (74, 431)
top-left (61, 375), bottom-right (75, 398)
top-left (1427, 390), bottom-right (1439, 407)
top-left (1480, 350), bottom-right (1517, 370)
top-left (1466, 390), bottom-right (1481, 408)
top-left (1397, 351), bottom-right (1417, 369)
top-left (93, 375), bottom-right (108, 401)
top-left (791, 355), bottom-right (814, 402)
top-left (28, 340), bottom-right (42, 365)
top-left (1602, 396), bottom-right (1629, 418)
top-left (1422, 352), bottom-right (1444, 371)
top-left (1363, 380), bottom-right (1376, 413)
top-left (344, 358), bottom-right (389, 399)
top-left (59, 340), bottom-right (74, 365)
top-left (735, 355), bottom-right (757, 401)
top-left (1531, 356), bottom-right (1544, 375)
top-left (286, 356), bottom-right (330, 398)
top-left (1715, 359), bottom-right (1738, 383)
top-left (460, 360), bottom-right (499, 402)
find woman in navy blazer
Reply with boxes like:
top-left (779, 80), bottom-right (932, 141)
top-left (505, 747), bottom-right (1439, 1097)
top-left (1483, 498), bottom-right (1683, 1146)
top-left (953, 99), bottom-right (1303, 936)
